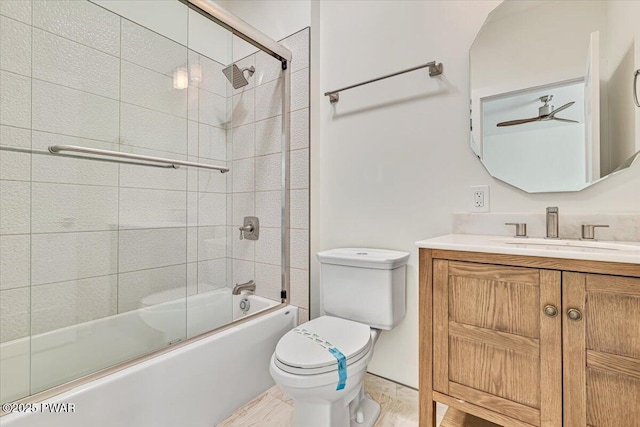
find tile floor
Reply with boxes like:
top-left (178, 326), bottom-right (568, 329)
top-left (217, 373), bottom-right (448, 426)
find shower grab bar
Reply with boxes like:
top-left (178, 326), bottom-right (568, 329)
top-left (48, 145), bottom-right (230, 173)
top-left (323, 60), bottom-right (443, 103)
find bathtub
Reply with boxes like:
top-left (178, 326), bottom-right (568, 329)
top-left (2, 292), bottom-right (296, 427)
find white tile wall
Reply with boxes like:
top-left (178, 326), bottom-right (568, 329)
top-left (121, 61), bottom-right (187, 118)
top-left (291, 108), bottom-right (309, 150)
top-left (0, 235), bottom-right (30, 290)
top-left (0, 1), bottom-right (32, 24)
top-left (256, 191), bottom-right (281, 228)
top-left (119, 146), bottom-right (187, 191)
top-left (0, 126), bottom-right (31, 181)
top-left (121, 19), bottom-right (187, 76)
top-left (255, 262), bottom-right (280, 300)
top-left (120, 188), bottom-right (187, 229)
top-left (198, 123), bottom-right (226, 161)
top-left (32, 28), bottom-right (120, 99)
top-left (187, 227), bottom-right (198, 263)
top-left (198, 161), bottom-right (228, 193)
top-left (198, 226), bottom-right (227, 261)
top-left (120, 103), bottom-right (188, 154)
top-left (0, 180), bottom-right (30, 234)
top-left (31, 231), bottom-right (118, 285)
top-left (255, 115), bottom-right (282, 156)
top-left (32, 0), bottom-right (120, 56)
top-left (198, 258), bottom-right (227, 292)
top-left (0, 16), bottom-right (31, 76)
top-left (0, 287), bottom-right (30, 342)
top-left (31, 275), bottom-right (117, 334)
top-left (231, 89), bottom-right (255, 128)
top-left (31, 183), bottom-right (119, 233)
top-left (190, 53), bottom-right (226, 96)
top-left (232, 193), bottom-right (254, 226)
top-left (255, 227), bottom-right (281, 266)
top-left (0, 71), bottom-right (31, 128)
top-left (118, 264), bottom-right (187, 312)
top-left (255, 153), bottom-right (281, 192)
top-left (197, 192), bottom-right (227, 226)
top-left (119, 228), bottom-right (187, 272)
top-left (290, 189), bottom-right (309, 229)
top-left (290, 228), bottom-right (309, 270)
top-left (255, 50), bottom-right (281, 86)
top-left (199, 89), bottom-right (228, 127)
top-left (255, 78), bottom-right (283, 122)
top-left (32, 79), bottom-right (119, 142)
top-left (231, 123), bottom-right (255, 160)
top-left (291, 68), bottom-right (309, 112)
top-left (32, 132), bottom-right (119, 186)
top-left (232, 157), bottom-right (255, 193)
top-left (290, 268), bottom-right (309, 309)
top-left (0, 148), bottom-right (31, 181)
top-left (280, 29), bottom-right (309, 73)
top-left (290, 148), bottom-right (309, 189)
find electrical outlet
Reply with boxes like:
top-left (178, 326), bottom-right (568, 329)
top-left (470, 185), bottom-right (489, 212)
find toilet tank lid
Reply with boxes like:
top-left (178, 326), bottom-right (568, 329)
top-left (317, 248), bottom-right (410, 269)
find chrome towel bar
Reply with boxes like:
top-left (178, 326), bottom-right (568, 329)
top-left (324, 60), bottom-right (443, 103)
top-left (48, 145), bottom-right (229, 173)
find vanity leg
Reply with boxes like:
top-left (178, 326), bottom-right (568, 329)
top-left (419, 249), bottom-right (436, 426)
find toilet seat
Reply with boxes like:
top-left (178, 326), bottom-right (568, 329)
top-left (274, 316), bottom-right (372, 375)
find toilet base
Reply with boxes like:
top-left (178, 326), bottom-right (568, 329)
top-left (350, 395), bottom-right (381, 427)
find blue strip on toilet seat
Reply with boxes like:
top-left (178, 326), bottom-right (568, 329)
top-left (292, 328), bottom-right (348, 391)
top-left (328, 347), bottom-right (347, 391)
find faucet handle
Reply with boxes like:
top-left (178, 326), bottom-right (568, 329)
top-left (581, 224), bottom-right (609, 240)
top-left (505, 223), bottom-right (527, 238)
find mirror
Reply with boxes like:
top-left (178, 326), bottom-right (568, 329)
top-left (470, 0), bottom-right (640, 193)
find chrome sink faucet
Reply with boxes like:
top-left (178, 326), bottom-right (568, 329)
top-left (546, 207), bottom-right (559, 239)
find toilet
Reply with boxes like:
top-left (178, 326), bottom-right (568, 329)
top-left (270, 248), bottom-right (410, 427)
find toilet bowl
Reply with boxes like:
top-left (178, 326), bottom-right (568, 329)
top-left (270, 248), bottom-right (409, 427)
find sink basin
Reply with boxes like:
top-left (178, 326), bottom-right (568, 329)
top-left (493, 237), bottom-right (640, 252)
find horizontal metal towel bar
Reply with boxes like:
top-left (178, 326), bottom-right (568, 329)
top-left (324, 60), bottom-right (443, 103)
top-left (48, 145), bottom-right (229, 173)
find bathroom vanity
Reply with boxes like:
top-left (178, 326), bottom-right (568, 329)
top-left (417, 235), bottom-right (640, 427)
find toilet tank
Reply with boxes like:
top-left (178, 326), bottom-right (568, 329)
top-left (317, 248), bottom-right (410, 330)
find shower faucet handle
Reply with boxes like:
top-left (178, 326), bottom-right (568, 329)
top-left (238, 217), bottom-right (259, 240)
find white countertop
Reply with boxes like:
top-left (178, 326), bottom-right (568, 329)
top-left (416, 234), bottom-right (640, 264)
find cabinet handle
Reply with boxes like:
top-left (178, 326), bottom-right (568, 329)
top-left (567, 308), bottom-right (583, 321)
top-left (543, 305), bottom-right (558, 317)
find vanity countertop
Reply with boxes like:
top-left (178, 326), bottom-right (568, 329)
top-left (416, 234), bottom-right (640, 264)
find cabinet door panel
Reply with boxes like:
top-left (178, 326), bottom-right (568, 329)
top-left (449, 276), bottom-right (540, 338)
top-left (586, 367), bottom-right (640, 427)
top-left (434, 260), bottom-right (561, 427)
top-left (564, 272), bottom-right (640, 427)
top-left (449, 336), bottom-right (540, 408)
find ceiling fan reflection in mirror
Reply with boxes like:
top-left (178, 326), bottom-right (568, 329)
top-left (496, 95), bottom-right (579, 127)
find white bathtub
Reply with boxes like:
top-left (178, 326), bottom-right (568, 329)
top-left (1, 292), bottom-right (295, 427)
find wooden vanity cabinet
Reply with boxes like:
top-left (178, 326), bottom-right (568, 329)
top-left (419, 249), bottom-right (640, 427)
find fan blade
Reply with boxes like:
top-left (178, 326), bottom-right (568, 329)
top-left (548, 101), bottom-right (575, 117)
top-left (496, 116), bottom-right (541, 127)
top-left (553, 117), bottom-right (579, 123)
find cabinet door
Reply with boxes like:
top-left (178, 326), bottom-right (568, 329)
top-left (433, 260), bottom-right (562, 427)
top-left (563, 273), bottom-right (640, 427)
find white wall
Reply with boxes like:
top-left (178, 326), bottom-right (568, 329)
top-left (317, 0), bottom-right (640, 389)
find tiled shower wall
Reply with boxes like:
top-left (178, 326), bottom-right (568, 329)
top-left (229, 28), bottom-right (310, 323)
top-left (0, 0), bottom-right (233, 342)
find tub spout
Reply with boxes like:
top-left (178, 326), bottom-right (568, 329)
top-left (233, 280), bottom-right (256, 295)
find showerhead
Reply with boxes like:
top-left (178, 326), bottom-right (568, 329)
top-left (222, 64), bottom-right (255, 89)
